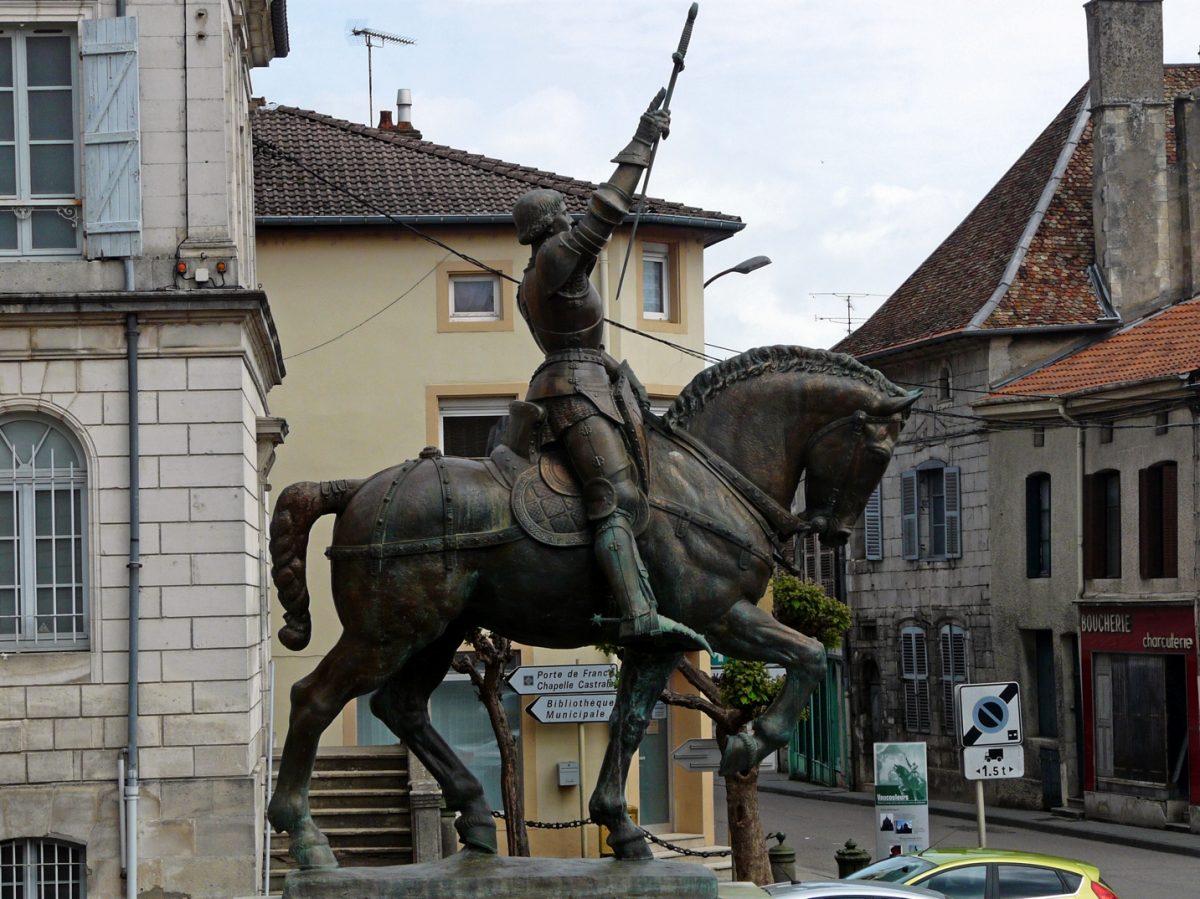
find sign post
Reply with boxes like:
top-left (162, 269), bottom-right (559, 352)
top-left (955, 682), bottom-right (1024, 848)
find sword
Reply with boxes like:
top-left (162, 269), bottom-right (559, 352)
top-left (613, 3), bottom-right (699, 305)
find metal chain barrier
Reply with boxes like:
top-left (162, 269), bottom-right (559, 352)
top-left (489, 811), bottom-right (733, 857)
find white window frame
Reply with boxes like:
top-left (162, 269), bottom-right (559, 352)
top-left (448, 273), bottom-right (501, 321)
top-left (0, 415), bottom-right (89, 651)
top-left (0, 837), bottom-right (86, 897)
top-left (0, 23), bottom-right (81, 256)
top-left (642, 242), bottom-right (671, 320)
top-left (438, 395), bottom-right (514, 458)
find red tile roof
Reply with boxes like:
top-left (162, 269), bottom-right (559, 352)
top-left (835, 65), bottom-right (1200, 359)
top-left (984, 295), bottom-right (1200, 401)
top-left (251, 105), bottom-right (741, 241)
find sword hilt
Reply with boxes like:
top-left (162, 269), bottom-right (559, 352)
top-left (663, 3), bottom-right (699, 111)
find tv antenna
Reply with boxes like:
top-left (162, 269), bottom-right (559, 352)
top-left (811, 292), bottom-right (885, 336)
top-left (349, 24), bottom-right (416, 125)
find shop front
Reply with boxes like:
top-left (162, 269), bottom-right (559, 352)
top-left (1078, 603), bottom-right (1199, 831)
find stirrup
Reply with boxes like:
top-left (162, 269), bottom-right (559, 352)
top-left (619, 610), bottom-right (660, 641)
top-left (622, 614), bottom-right (711, 654)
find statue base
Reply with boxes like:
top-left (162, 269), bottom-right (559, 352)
top-left (281, 850), bottom-right (719, 898)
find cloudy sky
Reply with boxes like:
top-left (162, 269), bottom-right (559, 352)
top-left (253, 1), bottom-right (1200, 356)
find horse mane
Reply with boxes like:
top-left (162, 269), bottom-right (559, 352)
top-left (665, 345), bottom-right (907, 429)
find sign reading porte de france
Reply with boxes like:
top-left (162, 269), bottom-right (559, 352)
top-left (526, 693), bottom-right (617, 724)
top-left (506, 664), bottom-right (618, 696)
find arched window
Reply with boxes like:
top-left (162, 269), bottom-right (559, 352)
top-left (900, 626), bottom-right (930, 733)
top-left (937, 363), bottom-right (952, 402)
top-left (939, 623), bottom-right (969, 733)
top-left (0, 837), bottom-right (86, 896)
top-left (0, 415), bottom-right (88, 650)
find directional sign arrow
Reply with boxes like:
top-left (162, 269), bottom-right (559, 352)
top-left (672, 738), bottom-right (723, 772)
top-left (525, 692), bottom-right (616, 724)
top-left (506, 664), bottom-right (618, 696)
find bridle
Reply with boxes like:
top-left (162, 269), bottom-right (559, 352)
top-left (800, 410), bottom-right (900, 528)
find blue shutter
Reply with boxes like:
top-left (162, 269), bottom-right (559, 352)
top-left (81, 17), bottom-right (141, 259)
top-left (901, 470), bottom-right (918, 560)
top-left (944, 466), bottom-right (962, 558)
top-left (864, 485), bottom-right (883, 561)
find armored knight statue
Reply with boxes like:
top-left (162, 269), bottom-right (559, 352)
top-left (511, 91), bottom-right (704, 650)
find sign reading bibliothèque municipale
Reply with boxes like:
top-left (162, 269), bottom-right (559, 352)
top-left (873, 742), bottom-right (931, 861)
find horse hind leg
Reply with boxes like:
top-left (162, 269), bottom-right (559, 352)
top-left (707, 599), bottom-right (827, 776)
top-left (268, 634), bottom-right (407, 869)
top-left (369, 624), bottom-right (498, 854)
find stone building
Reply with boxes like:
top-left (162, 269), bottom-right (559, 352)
top-left (0, 2), bottom-right (288, 896)
top-left (834, 0), bottom-right (1200, 830)
top-left (251, 97), bottom-right (743, 865)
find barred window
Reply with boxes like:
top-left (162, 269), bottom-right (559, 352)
top-left (1, 837), bottom-right (86, 897)
top-left (0, 416), bottom-right (88, 650)
top-left (900, 626), bottom-right (931, 733)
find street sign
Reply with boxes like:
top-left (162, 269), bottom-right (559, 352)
top-left (506, 664), bottom-right (617, 696)
top-left (672, 738), bottom-right (723, 772)
top-left (963, 745), bottom-right (1026, 781)
top-left (956, 682), bottom-right (1022, 747)
top-left (525, 692), bottom-right (616, 724)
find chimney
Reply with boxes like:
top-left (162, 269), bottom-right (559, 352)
top-left (1177, 88), bottom-right (1200, 296)
top-left (377, 109), bottom-right (394, 130)
top-left (393, 88), bottom-right (422, 139)
top-left (1086, 0), bottom-right (1173, 319)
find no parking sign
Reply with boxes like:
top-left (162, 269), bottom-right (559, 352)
top-left (955, 682), bottom-right (1022, 747)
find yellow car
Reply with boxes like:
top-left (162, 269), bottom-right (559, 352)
top-left (844, 848), bottom-right (1118, 899)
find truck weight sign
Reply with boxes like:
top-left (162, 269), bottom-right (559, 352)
top-left (963, 744), bottom-right (1025, 781)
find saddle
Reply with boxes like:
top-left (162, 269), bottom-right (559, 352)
top-left (493, 363), bottom-right (652, 548)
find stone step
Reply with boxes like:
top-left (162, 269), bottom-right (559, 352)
top-left (648, 833), bottom-right (734, 882)
top-left (273, 746), bottom-right (410, 774)
top-left (270, 825), bottom-right (413, 851)
top-left (1049, 804), bottom-right (1085, 820)
top-left (302, 787), bottom-right (411, 809)
top-left (1164, 821), bottom-right (1192, 834)
top-left (304, 768), bottom-right (409, 791)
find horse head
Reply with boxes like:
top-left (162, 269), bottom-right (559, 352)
top-left (799, 389), bottom-right (920, 546)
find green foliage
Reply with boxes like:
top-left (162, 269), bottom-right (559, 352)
top-left (716, 659), bottom-right (784, 714)
top-left (770, 573), bottom-right (852, 648)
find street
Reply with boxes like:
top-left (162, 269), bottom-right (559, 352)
top-left (715, 782), bottom-right (1198, 897)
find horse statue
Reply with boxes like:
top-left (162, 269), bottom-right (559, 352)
top-left (266, 345), bottom-right (917, 869)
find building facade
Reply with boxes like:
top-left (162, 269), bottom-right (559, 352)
top-left (0, 2), bottom-right (288, 896)
top-left (251, 99), bottom-right (743, 859)
top-left (835, 0), bottom-right (1200, 831)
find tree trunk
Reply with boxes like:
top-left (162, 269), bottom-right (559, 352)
top-left (481, 688), bottom-right (530, 856)
top-left (722, 762), bottom-right (772, 884)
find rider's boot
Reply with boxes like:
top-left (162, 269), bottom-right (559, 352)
top-left (594, 510), bottom-right (711, 653)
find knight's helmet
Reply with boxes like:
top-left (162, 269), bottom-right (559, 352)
top-left (513, 188), bottom-right (567, 245)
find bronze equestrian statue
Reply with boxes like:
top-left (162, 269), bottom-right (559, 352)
top-left (510, 91), bottom-right (706, 650)
top-left (266, 341), bottom-right (917, 868)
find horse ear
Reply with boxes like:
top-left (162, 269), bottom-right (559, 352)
top-left (876, 389), bottom-right (921, 417)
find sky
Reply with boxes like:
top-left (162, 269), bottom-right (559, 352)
top-left (252, 1), bottom-right (1200, 357)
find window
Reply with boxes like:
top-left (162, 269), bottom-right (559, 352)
top-left (449, 273), bottom-right (500, 321)
top-left (1025, 473), bottom-right (1050, 578)
top-left (1138, 461), bottom-right (1177, 579)
top-left (1082, 470), bottom-right (1120, 579)
top-left (937, 363), bottom-right (952, 402)
top-left (794, 532), bottom-right (836, 595)
top-left (642, 242), bottom-right (670, 320)
top-left (1155, 411), bottom-right (1169, 435)
top-left (1098, 422), bottom-right (1113, 444)
top-left (863, 485), bottom-right (882, 561)
top-left (900, 626), bottom-right (930, 733)
top-left (901, 463), bottom-right (960, 560)
top-left (995, 864), bottom-right (1071, 898)
top-left (1032, 427), bottom-right (1044, 447)
top-left (438, 396), bottom-right (513, 458)
top-left (0, 416), bottom-right (88, 650)
top-left (0, 837), bottom-right (86, 897)
top-left (939, 623), bottom-right (968, 733)
top-left (429, 671), bottom-right (522, 810)
top-left (0, 25), bottom-right (80, 255)
top-left (919, 864), bottom-right (987, 899)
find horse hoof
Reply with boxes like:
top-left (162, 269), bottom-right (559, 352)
top-left (719, 732), bottom-right (757, 777)
top-left (456, 821), bottom-right (498, 854)
top-left (612, 838), bottom-right (653, 860)
top-left (292, 839), bottom-right (338, 870)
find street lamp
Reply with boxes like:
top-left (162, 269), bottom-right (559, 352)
top-left (703, 255), bottom-right (772, 288)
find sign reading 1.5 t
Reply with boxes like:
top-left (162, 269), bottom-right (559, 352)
top-left (955, 682), bottom-right (1022, 748)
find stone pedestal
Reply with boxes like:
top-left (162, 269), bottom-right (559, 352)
top-left (282, 851), bottom-right (718, 898)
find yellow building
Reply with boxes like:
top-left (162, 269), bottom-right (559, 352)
top-left (251, 100), bottom-right (743, 860)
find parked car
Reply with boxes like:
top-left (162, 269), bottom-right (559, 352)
top-left (844, 848), bottom-right (1118, 899)
top-left (720, 882), bottom-right (947, 899)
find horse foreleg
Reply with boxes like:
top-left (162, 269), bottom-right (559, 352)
top-left (268, 635), bottom-right (403, 868)
top-left (369, 625), bottom-right (498, 854)
top-left (708, 599), bottom-right (827, 776)
top-left (589, 648), bottom-right (682, 860)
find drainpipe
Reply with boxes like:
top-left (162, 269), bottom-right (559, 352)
top-left (125, 313), bottom-right (141, 899)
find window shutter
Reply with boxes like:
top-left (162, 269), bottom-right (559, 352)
top-left (1082, 473), bottom-right (1100, 579)
top-left (940, 625), bottom-right (969, 733)
top-left (81, 17), bottom-right (142, 259)
top-left (1025, 476), bottom-right (1040, 578)
top-left (1162, 463), bottom-right (1178, 578)
top-left (864, 485), bottom-right (883, 561)
top-left (901, 471), bottom-right (918, 560)
top-left (944, 466), bottom-right (962, 558)
top-left (901, 628), bottom-right (930, 733)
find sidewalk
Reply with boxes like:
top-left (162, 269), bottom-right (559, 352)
top-left (756, 772), bottom-right (1200, 861)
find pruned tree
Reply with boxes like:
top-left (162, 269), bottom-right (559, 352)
top-left (451, 628), bottom-right (530, 856)
top-left (659, 573), bottom-right (852, 884)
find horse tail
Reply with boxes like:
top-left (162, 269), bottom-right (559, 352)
top-left (270, 479), bottom-right (363, 651)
